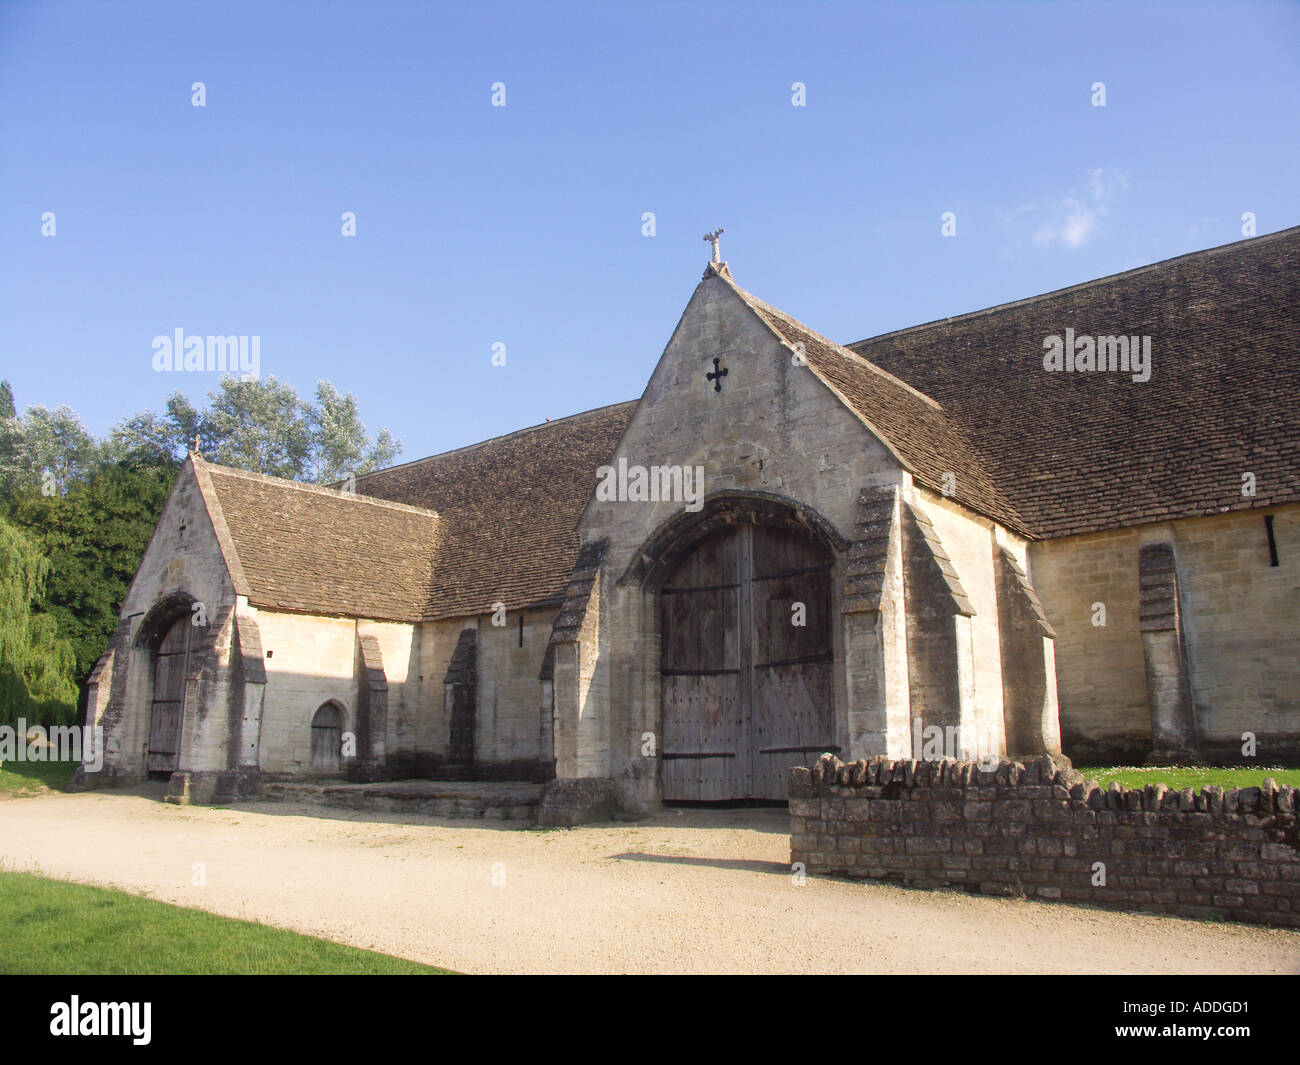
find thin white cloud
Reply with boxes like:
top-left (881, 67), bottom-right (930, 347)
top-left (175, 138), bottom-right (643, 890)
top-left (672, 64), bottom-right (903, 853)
top-left (1019, 168), bottom-right (1127, 251)
top-left (1085, 166), bottom-right (1127, 201)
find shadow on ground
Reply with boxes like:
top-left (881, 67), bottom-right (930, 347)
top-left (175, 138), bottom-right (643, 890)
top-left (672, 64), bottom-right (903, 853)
top-left (607, 851), bottom-right (791, 875)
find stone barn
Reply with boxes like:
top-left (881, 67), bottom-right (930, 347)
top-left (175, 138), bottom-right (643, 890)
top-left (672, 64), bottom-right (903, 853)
top-left (75, 226), bottom-right (1300, 822)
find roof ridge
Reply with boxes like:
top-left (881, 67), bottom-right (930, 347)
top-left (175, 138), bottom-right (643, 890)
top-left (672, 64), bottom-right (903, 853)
top-left (196, 455), bottom-right (441, 519)
top-left (708, 267), bottom-right (1029, 534)
top-left (355, 399), bottom-right (639, 483)
top-left (189, 456), bottom-right (252, 597)
top-left (847, 224), bottom-right (1300, 349)
top-left (716, 272), bottom-right (945, 410)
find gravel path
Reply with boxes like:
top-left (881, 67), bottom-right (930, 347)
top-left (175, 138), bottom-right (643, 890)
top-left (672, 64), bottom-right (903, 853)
top-left (2, 788), bottom-right (1297, 974)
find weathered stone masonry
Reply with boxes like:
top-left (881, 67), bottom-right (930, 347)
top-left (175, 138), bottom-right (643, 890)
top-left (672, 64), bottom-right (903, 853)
top-left (791, 753), bottom-right (1300, 928)
top-left (75, 229), bottom-right (1300, 812)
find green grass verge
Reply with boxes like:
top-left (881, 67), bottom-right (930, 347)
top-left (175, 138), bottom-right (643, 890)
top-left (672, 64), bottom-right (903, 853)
top-left (0, 871), bottom-right (453, 974)
top-left (0, 759), bottom-right (76, 798)
top-left (1076, 766), bottom-right (1300, 791)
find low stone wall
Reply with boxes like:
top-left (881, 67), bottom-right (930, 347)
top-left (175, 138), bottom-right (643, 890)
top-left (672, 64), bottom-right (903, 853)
top-left (261, 780), bottom-right (541, 821)
top-left (537, 777), bottom-right (620, 827)
top-left (790, 754), bottom-right (1300, 928)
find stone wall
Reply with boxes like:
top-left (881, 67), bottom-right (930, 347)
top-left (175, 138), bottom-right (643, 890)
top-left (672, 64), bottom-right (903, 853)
top-left (1029, 527), bottom-right (1150, 762)
top-left (252, 612), bottom-right (370, 774)
top-left (911, 489), bottom-right (1005, 744)
top-left (791, 754), bottom-right (1300, 928)
top-left (78, 464), bottom-right (239, 789)
top-left (1174, 507), bottom-right (1300, 761)
top-left (1030, 505), bottom-right (1300, 765)
top-left (577, 267), bottom-right (903, 808)
top-left (473, 606), bottom-right (555, 772)
top-left (565, 268), bottom-right (1047, 811)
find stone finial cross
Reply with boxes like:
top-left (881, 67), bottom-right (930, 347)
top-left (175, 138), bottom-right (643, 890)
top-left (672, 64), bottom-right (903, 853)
top-left (192, 433), bottom-right (200, 454)
top-left (707, 356), bottom-right (728, 393)
top-left (703, 228), bottom-right (724, 263)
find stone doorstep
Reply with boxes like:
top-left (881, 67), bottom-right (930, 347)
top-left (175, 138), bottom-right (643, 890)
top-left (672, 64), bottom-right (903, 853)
top-left (260, 778), bottom-right (544, 822)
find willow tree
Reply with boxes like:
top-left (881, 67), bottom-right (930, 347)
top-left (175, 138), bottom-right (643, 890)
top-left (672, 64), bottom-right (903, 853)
top-left (0, 515), bottom-right (79, 728)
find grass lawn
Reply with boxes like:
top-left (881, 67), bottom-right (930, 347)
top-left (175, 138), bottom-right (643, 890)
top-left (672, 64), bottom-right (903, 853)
top-left (1076, 765), bottom-right (1300, 791)
top-left (0, 759), bottom-right (77, 798)
top-left (0, 871), bottom-right (453, 974)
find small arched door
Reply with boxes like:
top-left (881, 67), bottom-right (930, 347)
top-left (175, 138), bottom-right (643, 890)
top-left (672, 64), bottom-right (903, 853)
top-left (660, 521), bottom-right (835, 801)
top-left (148, 617), bottom-right (192, 774)
top-left (310, 703), bottom-right (343, 772)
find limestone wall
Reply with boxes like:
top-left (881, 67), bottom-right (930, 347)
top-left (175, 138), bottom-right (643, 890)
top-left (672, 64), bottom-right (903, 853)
top-left (253, 612), bottom-right (367, 773)
top-left (1030, 505), bottom-right (1300, 764)
top-left (791, 754), bottom-right (1300, 928)
top-left (94, 467), bottom-right (240, 782)
top-left (474, 607), bottom-right (556, 771)
top-left (1174, 508), bottom-right (1300, 759)
top-left (417, 609), bottom-right (555, 775)
top-left (145, 597), bottom-right (556, 782)
top-left (908, 488), bottom-right (1008, 752)
top-left (417, 618), bottom-right (467, 764)
top-left (576, 272), bottom-right (904, 806)
top-left (119, 471), bottom-right (238, 627)
top-left (1029, 527), bottom-right (1148, 761)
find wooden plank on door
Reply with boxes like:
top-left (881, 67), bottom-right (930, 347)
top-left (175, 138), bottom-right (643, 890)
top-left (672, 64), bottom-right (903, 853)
top-left (148, 618), bottom-right (190, 774)
top-left (736, 523), bottom-right (754, 797)
top-left (661, 523), bottom-right (836, 802)
top-left (752, 662), bottom-right (836, 798)
top-left (660, 526), bottom-right (744, 800)
top-left (147, 703), bottom-right (181, 773)
top-left (750, 525), bottom-right (835, 799)
top-left (661, 674), bottom-right (701, 801)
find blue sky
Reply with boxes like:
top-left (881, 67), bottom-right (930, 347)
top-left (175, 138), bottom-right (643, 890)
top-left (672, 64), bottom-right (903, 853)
top-left (1, 0), bottom-right (1297, 462)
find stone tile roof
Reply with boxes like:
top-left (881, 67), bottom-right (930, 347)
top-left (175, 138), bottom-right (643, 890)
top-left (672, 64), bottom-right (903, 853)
top-left (355, 402), bottom-right (635, 620)
top-left (185, 228), bottom-right (1298, 626)
top-left (847, 227), bottom-right (1300, 539)
top-left (194, 457), bottom-right (441, 622)
top-left (722, 267), bottom-right (1030, 535)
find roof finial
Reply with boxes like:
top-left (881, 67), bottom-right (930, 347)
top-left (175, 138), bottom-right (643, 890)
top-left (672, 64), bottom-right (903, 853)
top-left (703, 228), bottom-right (724, 263)
top-left (192, 433), bottom-right (200, 455)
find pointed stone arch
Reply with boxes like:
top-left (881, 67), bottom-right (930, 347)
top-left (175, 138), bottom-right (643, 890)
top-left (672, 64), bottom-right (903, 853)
top-left (635, 493), bottom-right (844, 801)
top-left (623, 490), bottom-right (848, 592)
top-left (134, 593), bottom-right (201, 777)
top-left (135, 591), bottom-right (200, 651)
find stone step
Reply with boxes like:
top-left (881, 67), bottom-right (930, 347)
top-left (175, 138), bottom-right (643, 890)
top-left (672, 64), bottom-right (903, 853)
top-left (428, 764), bottom-right (474, 781)
top-left (260, 779), bottom-right (543, 822)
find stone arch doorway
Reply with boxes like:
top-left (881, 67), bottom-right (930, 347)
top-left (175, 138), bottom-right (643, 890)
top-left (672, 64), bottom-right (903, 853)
top-left (658, 517), bottom-right (837, 802)
top-left (310, 702), bottom-right (344, 773)
top-left (136, 592), bottom-right (201, 778)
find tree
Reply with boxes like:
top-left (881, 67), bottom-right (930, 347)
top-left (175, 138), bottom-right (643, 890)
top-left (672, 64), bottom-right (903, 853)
top-left (205, 375), bottom-right (314, 480)
top-left (0, 380), bottom-right (21, 498)
top-left (16, 405), bottom-right (99, 493)
top-left (308, 380), bottom-right (402, 483)
top-left (7, 463), bottom-right (175, 680)
top-left (108, 375), bottom-right (402, 483)
top-left (2, 374), bottom-right (401, 708)
top-left (104, 393), bottom-right (202, 471)
top-left (0, 399), bottom-right (100, 498)
top-left (0, 515), bottom-right (79, 728)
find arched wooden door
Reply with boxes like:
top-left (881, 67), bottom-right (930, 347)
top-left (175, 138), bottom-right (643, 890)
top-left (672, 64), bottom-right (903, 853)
top-left (148, 617), bottom-right (191, 774)
top-left (310, 703), bottom-right (343, 772)
top-left (660, 522), bottom-right (836, 801)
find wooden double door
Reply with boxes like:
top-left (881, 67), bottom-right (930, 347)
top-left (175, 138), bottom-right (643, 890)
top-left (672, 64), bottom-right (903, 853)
top-left (659, 522), bottom-right (836, 801)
